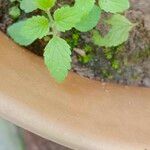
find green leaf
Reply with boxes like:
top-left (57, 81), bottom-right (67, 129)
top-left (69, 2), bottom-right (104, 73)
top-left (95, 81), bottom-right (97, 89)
top-left (74, 0), bottom-right (95, 15)
top-left (7, 16), bottom-right (50, 46)
top-left (20, 0), bottom-right (38, 13)
top-left (92, 30), bottom-right (103, 46)
top-left (35, 0), bottom-right (56, 10)
top-left (9, 6), bottom-right (21, 19)
top-left (44, 36), bottom-right (71, 82)
top-left (54, 0), bottom-right (95, 32)
top-left (93, 14), bottom-right (134, 47)
top-left (75, 5), bottom-right (101, 32)
top-left (99, 0), bottom-right (130, 13)
top-left (22, 16), bottom-right (50, 39)
top-left (20, 0), bottom-right (56, 12)
top-left (7, 21), bottom-right (35, 46)
top-left (54, 6), bottom-right (81, 32)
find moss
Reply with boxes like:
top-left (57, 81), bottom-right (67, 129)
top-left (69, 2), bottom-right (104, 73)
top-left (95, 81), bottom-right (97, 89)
top-left (131, 47), bottom-right (150, 63)
top-left (103, 44), bottom-right (125, 71)
top-left (100, 69), bottom-right (113, 79)
top-left (65, 30), bottom-right (80, 50)
top-left (79, 45), bottom-right (93, 64)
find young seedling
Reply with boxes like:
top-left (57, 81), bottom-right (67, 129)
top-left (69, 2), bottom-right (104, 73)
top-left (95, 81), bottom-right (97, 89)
top-left (8, 0), bottom-right (21, 19)
top-left (7, 0), bottom-right (133, 82)
top-left (9, 6), bottom-right (21, 20)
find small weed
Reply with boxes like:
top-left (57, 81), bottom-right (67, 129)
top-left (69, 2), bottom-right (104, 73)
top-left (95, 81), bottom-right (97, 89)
top-left (7, 0), bottom-right (133, 82)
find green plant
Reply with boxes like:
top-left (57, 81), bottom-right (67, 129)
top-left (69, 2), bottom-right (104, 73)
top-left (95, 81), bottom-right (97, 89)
top-left (78, 45), bottom-right (93, 64)
top-left (9, 0), bottom-right (21, 19)
top-left (65, 31), bottom-right (80, 50)
top-left (92, 14), bottom-right (135, 47)
top-left (9, 6), bottom-right (21, 19)
top-left (7, 0), bottom-right (133, 82)
top-left (103, 46), bottom-right (123, 70)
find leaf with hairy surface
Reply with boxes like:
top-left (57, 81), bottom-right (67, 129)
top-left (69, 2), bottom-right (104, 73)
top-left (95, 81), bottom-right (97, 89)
top-left (99, 0), bottom-right (130, 13)
top-left (44, 36), bottom-right (71, 82)
top-left (92, 14), bottom-right (134, 47)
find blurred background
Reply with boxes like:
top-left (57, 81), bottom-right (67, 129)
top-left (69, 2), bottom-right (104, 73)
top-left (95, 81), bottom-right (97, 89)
top-left (0, 118), bottom-right (71, 150)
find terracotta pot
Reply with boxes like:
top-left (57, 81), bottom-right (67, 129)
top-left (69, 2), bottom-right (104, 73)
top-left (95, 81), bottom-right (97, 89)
top-left (0, 32), bottom-right (150, 150)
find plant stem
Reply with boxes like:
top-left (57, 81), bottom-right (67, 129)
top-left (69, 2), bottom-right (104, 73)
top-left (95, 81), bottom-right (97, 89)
top-left (46, 10), bottom-right (60, 36)
top-left (46, 10), bottom-right (54, 23)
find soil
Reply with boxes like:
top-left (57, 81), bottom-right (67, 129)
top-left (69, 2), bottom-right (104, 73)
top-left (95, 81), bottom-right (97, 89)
top-left (0, 0), bottom-right (150, 149)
